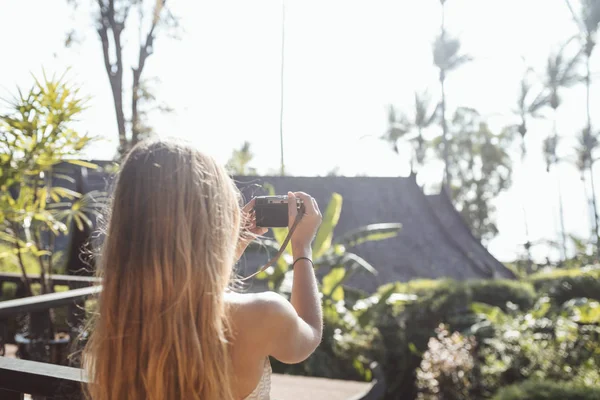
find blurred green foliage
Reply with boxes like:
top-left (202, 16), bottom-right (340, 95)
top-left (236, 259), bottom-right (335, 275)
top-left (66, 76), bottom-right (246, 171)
top-left (492, 380), bottom-right (600, 400)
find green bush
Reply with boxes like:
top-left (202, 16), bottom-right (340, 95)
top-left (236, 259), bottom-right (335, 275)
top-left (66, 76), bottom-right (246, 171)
top-left (469, 280), bottom-right (536, 311)
top-left (272, 271), bottom-right (598, 400)
top-left (529, 267), bottom-right (600, 306)
top-left (477, 310), bottom-right (600, 395)
top-left (348, 279), bottom-right (539, 399)
top-left (381, 279), bottom-right (536, 313)
top-left (492, 380), bottom-right (600, 400)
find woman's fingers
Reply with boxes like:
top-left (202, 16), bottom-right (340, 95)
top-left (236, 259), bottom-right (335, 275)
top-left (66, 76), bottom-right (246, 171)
top-left (242, 198), bottom-right (256, 214)
top-left (288, 191), bottom-right (299, 221)
top-left (294, 192), bottom-right (317, 215)
top-left (311, 197), bottom-right (321, 217)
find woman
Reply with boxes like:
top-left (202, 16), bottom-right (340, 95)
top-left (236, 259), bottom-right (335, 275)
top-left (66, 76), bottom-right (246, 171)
top-left (83, 138), bottom-right (323, 400)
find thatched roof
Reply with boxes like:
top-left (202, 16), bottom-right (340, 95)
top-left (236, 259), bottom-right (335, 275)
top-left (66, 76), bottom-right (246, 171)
top-left (55, 163), bottom-right (514, 292)
top-left (233, 175), bottom-right (514, 292)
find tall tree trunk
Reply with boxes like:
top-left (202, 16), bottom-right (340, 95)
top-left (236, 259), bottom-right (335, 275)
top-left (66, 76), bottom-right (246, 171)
top-left (552, 112), bottom-right (567, 261)
top-left (98, 2), bottom-right (128, 155)
top-left (556, 168), bottom-right (568, 261)
top-left (440, 2), bottom-right (450, 191)
top-left (520, 140), bottom-right (532, 266)
top-left (441, 72), bottom-right (450, 190)
top-left (590, 164), bottom-right (599, 256)
top-left (585, 53), bottom-right (599, 256)
top-left (131, 21), bottom-right (159, 150)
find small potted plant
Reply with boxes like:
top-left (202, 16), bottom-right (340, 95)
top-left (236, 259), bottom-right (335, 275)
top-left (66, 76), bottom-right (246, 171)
top-left (0, 71), bottom-right (106, 364)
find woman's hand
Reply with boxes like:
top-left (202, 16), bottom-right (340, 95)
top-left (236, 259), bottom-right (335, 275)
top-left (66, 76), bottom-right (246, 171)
top-left (235, 198), bottom-right (268, 261)
top-left (287, 191), bottom-right (322, 258)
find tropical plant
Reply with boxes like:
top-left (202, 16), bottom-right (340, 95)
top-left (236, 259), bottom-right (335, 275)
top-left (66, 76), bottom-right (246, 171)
top-left (226, 141), bottom-right (257, 176)
top-left (383, 91), bottom-right (439, 170)
top-left (543, 39), bottom-right (583, 260)
top-left (565, 0), bottom-right (600, 132)
top-left (433, 0), bottom-right (472, 189)
top-left (508, 70), bottom-right (549, 265)
top-left (474, 299), bottom-right (600, 396)
top-left (0, 72), bottom-right (107, 363)
top-left (433, 107), bottom-right (513, 242)
top-left (510, 70), bottom-right (549, 159)
top-left (565, 0), bottom-right (600, 255)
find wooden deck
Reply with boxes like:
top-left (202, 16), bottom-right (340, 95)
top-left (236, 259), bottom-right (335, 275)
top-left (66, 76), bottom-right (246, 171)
top-left (4, 345), bottom-right (372, 400)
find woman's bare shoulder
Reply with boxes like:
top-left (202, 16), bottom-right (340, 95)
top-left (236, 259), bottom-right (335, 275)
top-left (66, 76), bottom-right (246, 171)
top-left (226, 290), bottom-right (292, 318)
top-left (226, 291), bottom-right (297, 338)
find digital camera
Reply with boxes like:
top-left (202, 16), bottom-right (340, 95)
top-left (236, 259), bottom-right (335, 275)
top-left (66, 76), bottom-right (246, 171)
top-left (253, 195), bottom-right (303, 227)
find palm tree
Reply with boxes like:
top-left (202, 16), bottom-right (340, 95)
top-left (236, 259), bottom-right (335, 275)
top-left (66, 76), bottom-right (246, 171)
top-left (511, 71), bottom-right (549, 159)
top-left (543, 134), bottom-right (567, 260)
top-left (565, 0), bottom-right (600, 132)
top-left (543, 39), bottom-right (583, 260)
top-left (383, 91), bottom-right (439, 170)
top-left (565, 0), bottom-right (600, 253)
top-left (508, 70), bottom-right (549, 265)
top-left (433, 0), bottom-right (472, 190)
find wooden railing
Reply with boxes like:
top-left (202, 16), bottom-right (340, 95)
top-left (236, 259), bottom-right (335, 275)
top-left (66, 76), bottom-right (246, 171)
top-left (0, 277), bottom-right (97, 399)
top-left (0, 356), bottom-right (86, 400)
top-left (0, 272), bottom-right (100, 291)
top-left (0, 286), bottom-right (100, 318)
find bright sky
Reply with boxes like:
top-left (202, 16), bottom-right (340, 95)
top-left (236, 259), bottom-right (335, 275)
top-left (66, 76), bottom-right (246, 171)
top-left (1, 0), bottom-right (599, 263)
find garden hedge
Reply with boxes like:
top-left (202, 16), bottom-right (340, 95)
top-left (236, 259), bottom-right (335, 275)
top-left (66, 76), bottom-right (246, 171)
top-left (492, 380), bottom-right (600, 400)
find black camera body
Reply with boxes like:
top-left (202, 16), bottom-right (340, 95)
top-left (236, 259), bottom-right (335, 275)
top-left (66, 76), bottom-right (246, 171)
top-left (254, 195), bottom-right (302, 227)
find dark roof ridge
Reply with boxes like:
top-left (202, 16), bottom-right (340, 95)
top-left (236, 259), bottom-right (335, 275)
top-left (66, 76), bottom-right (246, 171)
top-left (428, 188), bottom-right (516, 279)
top-left (416, 185), bottom-right (495, 278)
top-left (387, 176), bottom-right (490, 277)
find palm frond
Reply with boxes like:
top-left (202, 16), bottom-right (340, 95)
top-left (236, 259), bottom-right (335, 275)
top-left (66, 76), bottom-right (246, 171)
top-left (433, 34), bottom-right (472, 73)
top-left (414, 91), bottom-right (439, 129)
top-left (332, 223), bottom-right (402, 248)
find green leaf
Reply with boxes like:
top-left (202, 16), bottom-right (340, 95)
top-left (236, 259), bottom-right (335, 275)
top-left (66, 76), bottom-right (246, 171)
top-left (563, 298), bottom-right (600, 324)
top-left (0, 231), bottom-right (18, 244)
top-left (322, 267), bottom-right (346, 302)
top-left (272, 226), bottom-right (291, 254)
top-left (65, 159), bottom-right (98, 169)
top-left (470, 302), bottom-right (507, 324)
top-left (356, 284), bottom-right (396, 327)
top-left (342, 252), bottom-right (378, 276)
top-left (532, 297), bottom-right (551, 318)
top-left (333, 223), bottom-right (402, 248)
top-left (50, 186), bottom-right (81, 200)
top-left (408, 342), bottom-right (422, 356)
top-left (33, 249), bottom-right (52, 257)
top-left (312, 193), bottom-right (343, 259)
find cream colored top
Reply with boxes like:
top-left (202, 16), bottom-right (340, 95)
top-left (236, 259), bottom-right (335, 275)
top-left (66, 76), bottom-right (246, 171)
top-left (243, 357), bottom-right (272, 400)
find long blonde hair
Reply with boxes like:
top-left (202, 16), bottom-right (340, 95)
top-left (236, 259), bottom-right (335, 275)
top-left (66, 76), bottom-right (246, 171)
top-left (83, 138), bottom-right (241, 400)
